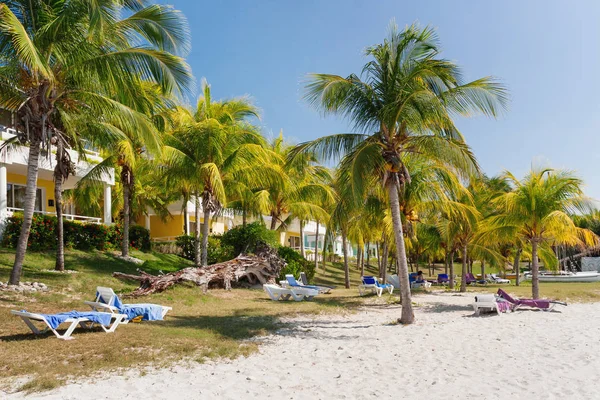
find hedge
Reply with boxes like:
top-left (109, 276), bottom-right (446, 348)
top-left (1, 213), bottom-right (151, 251)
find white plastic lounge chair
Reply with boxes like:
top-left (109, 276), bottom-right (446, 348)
top-left (490, 274), bottom-right (511, 284)
top-left (471, 294), bottom-right (512, 316)
top-left (358, 276), bottom-right (393, 297)
top-left (85, 286), bottom-right (172, 321)
top-left (288, 285), bottom-right (319, 300)
top-left (263, 284), bottom-right (305, 301)
top-left (11, 310), bottom-right (126, 340)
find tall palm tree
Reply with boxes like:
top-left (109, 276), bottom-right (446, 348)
top-left (483, 168), bottom-right (596, 299)
top-left (295, 22), bottom-right (507, 323)
top-left (164, 80), bottom-right (271, 266)
top-left (0, 0), bottom-right (191, 283)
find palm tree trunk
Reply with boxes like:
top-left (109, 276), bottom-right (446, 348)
top-left (388, 182), bottom-right (414, 324)
top-left (183, 207), bottom-right (189, 235)
top-left (531, 240), bottom-right (540, 299)
top-left (194, 194), bottom-right (201, 267)
top-left (270, 212), bottom-right (277, 230)
top-left (201, 198), bottom-right (210, 267)
top-left (342, 229), bottom-right (350, 289)
top-left (449, 251), bottom-right (455, 289)
top-left (54, 163), bottom-right (65, 272)
top-left (121, 183), bottom-right (130, 257)
top-left (366, 242), bottom-right (371, 268)
top-left (54, 138), bottom-right (66, 271)
top-left (375, 242), bottom-right (381, 276)
top-left (481, 260), bottom-right (485, 281)
top-left (444, 252), bottom-right (448, 275)
top-left (460, 244), bottom-right (468, 292)
top-left (300, 220), bottom-right (305, 257)
top-left (514, 247), bottom-right (522, 286)
top-left (314, 220), bottom-right (320, 270)
top-left (10, 140), bottom-right (42, 285)
top-left (242, 207), bottom-right (247, 227)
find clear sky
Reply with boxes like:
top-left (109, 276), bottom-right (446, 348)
top-left (165, 0), bottom-right (600, 199)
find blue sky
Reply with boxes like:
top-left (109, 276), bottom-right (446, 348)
top-left (166, 0), bottom-right (600, 199)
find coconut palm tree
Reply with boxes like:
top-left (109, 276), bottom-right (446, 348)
top-left (164, 80), bottom-right (273, 266)
top-left (295, 22), bottom-right (507, 323)
top-left (0, 0), bottom-right (192, 283)
top-left (483, 168), bottom-right (597, 299)
top-left (263, 133), bottom-right (333, 234)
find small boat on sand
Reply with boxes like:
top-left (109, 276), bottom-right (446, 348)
top-left (523, 271), bottom-right (600, 282)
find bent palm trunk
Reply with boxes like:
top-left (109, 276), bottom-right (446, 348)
top-left (388, 182), bottom-right (414, 324)
top-left (10, 140), bottom-right (42, 285)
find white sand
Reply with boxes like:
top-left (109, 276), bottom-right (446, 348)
top-left (5, 292), bottom-right (600, 400)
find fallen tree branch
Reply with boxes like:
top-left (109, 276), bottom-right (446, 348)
top-left (112, 244), bottom-right (286, 296)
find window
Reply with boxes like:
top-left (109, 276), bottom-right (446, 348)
top-left (7, 184), bottom-right (43, 211)
top-left (289, 236), bottom-right (300, 248)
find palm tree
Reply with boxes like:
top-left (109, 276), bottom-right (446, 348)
top-left (164, 80), bottom-right (271, 266)
top-left (483, 168), bottom-right (597, 299)
top-left (0, 0), bottom-right (192, 284)
top-left (296, 22), bottom-right (507, 323)
top-left (263, 134), bottom-right (333, 234)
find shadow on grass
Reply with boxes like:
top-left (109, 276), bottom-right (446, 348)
top-left (160, 314), bottom-right (282, 340)
top-left (0, 326), bottom-right (119, 342)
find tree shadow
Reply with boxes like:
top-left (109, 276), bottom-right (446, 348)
top-left (420, 302), bottom-right (474, 313)
top-left (160, 313), bottom-right (283, 340)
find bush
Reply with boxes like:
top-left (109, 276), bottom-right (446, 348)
top-left (277, 246), bottom-right (315, 282)
top-left (175, 235), bottom-right (234, 264)
top-left (221, 222), bottom-right (278, 255)
top-left (129, 225), bottom-right (151, 252)
top-left (1, 213), bottom-right (150, 252)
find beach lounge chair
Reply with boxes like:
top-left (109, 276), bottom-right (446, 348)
top-left (11, 310), bottom-right (126, 340)
top-left (466, 273), bottom-right (487, 286)
top-left (263, 284), bottom-right (316, 301)
top-left (286, 274), bottom-right (330, 294)
top-left (436, 274), bottom-right (450, 285)
top-left (471, 294), bottom-right (512, 316)
top-left (299, 272), bottom-right (333, 293)
top-left (409, 273), bottom-right (432, 289)
top-left (85, 286), bottom-right (172, 322)
top-left (387, 274), bottom-right (400, 289)
top-left (490, 274), bottom-right (511, 284)
top-left (497, 288), bottom-right (567, 311)
top-left (358, 276), bottom-right (393, 297)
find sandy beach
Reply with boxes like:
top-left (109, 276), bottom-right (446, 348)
top-left (5, 292), bottom-right (599, 400)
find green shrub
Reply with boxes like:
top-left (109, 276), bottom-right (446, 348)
top-left (277, 246), bottom-right (315, 281)
top-left (129, 225), bottom-right (151, 252)
top-left (221, 222), bottom-right (278, 255)
top-left (1, 212), bottom-right (150, 252)
top-left (175, 234), bottom-right (196, 261)
top-left (175, 235), bottom-right (234, 264)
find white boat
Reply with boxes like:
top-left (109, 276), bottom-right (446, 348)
top-left (523, 271), bottom-right (600, 282)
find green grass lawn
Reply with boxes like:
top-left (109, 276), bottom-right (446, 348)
top-left (1, 248), bottom-right (599, 393)
top-left (0, 249), bottom-right (377, 392)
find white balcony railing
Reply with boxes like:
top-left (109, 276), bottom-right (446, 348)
top-left (6, 207), bottom-right (102, 224)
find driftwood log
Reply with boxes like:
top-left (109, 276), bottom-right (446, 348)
top-left (112, 244), bottom-right (286, 296)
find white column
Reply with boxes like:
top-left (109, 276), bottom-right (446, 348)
top-left (103, 183), bottom-right (112, 225)
top-left (0, 164), bottom-right (7, 217)
top-left (145, 214), bottom-right (151, 230)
